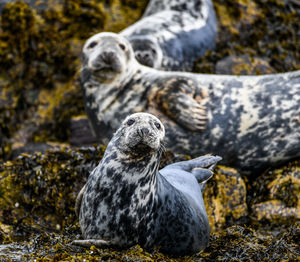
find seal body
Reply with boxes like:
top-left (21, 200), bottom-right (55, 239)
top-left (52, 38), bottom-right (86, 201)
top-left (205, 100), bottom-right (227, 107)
top-left (81, 32), bottom-right (300, 175)
top-left (120, 0), bottom-right (217, 71)
top-left (77, 113), bottom-right (220, 255)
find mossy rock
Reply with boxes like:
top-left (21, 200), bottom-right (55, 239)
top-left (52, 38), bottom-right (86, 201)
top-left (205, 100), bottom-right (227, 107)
top-left (2, 224), bottom-right (299, 261)
top-left (0, 222), bottom-right (12, 244)
top-left (215, 54), bottom-right (275, 75)
top-left (0, 0), bottom-right (148, 161)
top-left (0, 146), bottom-right (105, 237)
top-left (249, 160), bottom-right (300, 223)
top-left (204, 166), bottom-right (248, 231)
top-left (194, 0), bottom-right (300, 73)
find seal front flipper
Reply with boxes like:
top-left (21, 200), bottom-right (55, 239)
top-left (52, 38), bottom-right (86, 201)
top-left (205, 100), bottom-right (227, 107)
top-left (155, 77), bottom-right (207, 131)
top-left (191, 168), bottom-right (213, 184)
top-left (164, 155), bottom-right (222, 183)
top-left (72, 239), bottom-right (110, 248)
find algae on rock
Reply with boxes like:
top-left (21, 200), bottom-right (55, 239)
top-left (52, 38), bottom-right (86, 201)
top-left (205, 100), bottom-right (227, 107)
top-left (194, 0), bottom-right (300, 74)
top-left (250, 160), bottom-right (300, 223)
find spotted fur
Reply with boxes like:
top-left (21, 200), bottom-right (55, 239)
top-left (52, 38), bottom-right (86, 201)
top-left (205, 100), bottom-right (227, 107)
top-left (81, 33), bottom-right (300, 175)
top-left (120, 0), bottom-right (217, 71)
top-left (76, 113), bottom-right (220, 255)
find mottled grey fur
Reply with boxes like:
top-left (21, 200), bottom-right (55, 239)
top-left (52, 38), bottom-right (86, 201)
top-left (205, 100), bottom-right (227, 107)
top-left (81, 32), bottom-right (300, 175)
top-left (120, 0), bottom-right (217, 71)
top-left (74, 113), bottom-right (221, 255)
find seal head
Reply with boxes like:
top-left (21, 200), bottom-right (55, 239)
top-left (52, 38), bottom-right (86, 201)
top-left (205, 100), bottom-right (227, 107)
top-left (129, 37), bottom-right (163, 68)
top-left (82, 32), bottom-right (136, 83)
top-left (121, 113), bottom-right (165, 156)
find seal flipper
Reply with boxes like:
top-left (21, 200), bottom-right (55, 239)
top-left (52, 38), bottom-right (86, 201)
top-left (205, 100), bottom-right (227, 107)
top-left (155, 77), bottom-right (207, 132)
top-left (191, 168), bottom-right (214, 184)
top-left (72, 239), bottom-right (110, 248)
top-left (165, 155), bottom-right (222, 173)
top-left (75, 184), bottom-right (86, 217)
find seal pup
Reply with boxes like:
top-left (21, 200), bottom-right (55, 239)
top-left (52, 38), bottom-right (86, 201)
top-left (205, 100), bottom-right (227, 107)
top-left (120, 0), bottom-right (217, 71)
top-left (73, 112), bottom-right (221, 255)
top-left (81, 32), bottom-right (300, 175)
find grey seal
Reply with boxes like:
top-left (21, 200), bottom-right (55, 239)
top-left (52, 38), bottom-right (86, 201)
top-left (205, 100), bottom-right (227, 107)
top-left (120, 0), bottom-right (217, 71)
top-left (74, 112), bottom-right (221, 255)
top-left (81, 32), bottom-right (300, 175)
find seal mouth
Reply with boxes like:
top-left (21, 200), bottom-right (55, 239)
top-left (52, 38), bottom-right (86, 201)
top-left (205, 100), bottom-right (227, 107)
top-left (93, 66), bottom-right (115, 73)
top-left (129, 142), bottom-right (153, 156)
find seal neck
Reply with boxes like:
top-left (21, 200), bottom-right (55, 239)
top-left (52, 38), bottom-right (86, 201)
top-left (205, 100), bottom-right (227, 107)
top-left (101, 139), bottom-right (162, 193)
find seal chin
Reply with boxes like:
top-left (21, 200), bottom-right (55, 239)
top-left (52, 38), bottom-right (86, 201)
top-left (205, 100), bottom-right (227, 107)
top-left (129, 142), bottom-right (153, 156)
top-left (91, 69), bottom-right (121, 83)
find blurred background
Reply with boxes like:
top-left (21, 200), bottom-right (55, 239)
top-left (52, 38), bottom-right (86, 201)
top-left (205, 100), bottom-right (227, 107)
top-left (0, 0), bottom-right (299, 161)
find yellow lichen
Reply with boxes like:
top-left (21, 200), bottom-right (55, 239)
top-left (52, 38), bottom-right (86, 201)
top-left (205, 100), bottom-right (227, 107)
top-left (204, 166), bottom-right (248, 231)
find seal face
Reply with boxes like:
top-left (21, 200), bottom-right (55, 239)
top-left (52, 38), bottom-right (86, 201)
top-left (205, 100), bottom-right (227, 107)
top-left (82, 32), bottom-right (135, 83)
top-left (81, 32), bottom-right (300, 175)
top-left (129, 37), bottom-right (162, 68)
top-left (120, 0), bottom-right (218, 71)
top-left (75, 112), bottom-right (221, 255)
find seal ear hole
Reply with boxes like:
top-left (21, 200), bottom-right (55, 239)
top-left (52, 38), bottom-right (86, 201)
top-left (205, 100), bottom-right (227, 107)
top-left (154, 122), bottom-right (161, 129)
top-left (127, 119), bottom-right (135, 126)
top-left (88, 41), bottom-right (97, 49)
top-left (119, 43), bottom-right (126, 51)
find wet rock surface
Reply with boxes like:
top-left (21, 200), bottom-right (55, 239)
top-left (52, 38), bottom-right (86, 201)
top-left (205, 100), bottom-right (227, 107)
top-left (0, 0), bottom-right (299, 260)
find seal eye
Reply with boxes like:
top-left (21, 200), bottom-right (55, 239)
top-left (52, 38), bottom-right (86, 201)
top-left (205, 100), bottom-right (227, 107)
top-left (127, 119), bottom-right (135, 126)
top-left (88, 41), bottom-right (97, 49)
top-left (119, 43), bottom-right (126, 51)
top-left (155, 122), bottom-right (161, 129)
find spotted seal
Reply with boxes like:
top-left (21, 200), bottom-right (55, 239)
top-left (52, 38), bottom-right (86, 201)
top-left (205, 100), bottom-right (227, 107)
top-left (120, 0), bottom-right (217, 71)
top-left (73, 112), bottom-right (221, 255)
top-left (81, 32), bottom-right (300, 175)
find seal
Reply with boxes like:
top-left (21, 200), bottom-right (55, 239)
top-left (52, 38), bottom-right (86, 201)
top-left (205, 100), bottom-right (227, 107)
top-left (81, 32), bottom-right (300, 175)
top-left (120, 0), bottom-right (217, 71)
top-left (73, 112), bottom-right (221, 255)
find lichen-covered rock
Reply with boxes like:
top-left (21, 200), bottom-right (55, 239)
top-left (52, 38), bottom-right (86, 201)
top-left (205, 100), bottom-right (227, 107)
top-left (0, 146), bottom-right (105, 236)
top-left (250, 160), bottom-right (300, 223)
top-left (204, 166), bottom-right (248, 231)
top-left (252, 200), bottom-right (299, 221)
top-left (194, 0), bottom-right (300, 73)
top-left (0, 0), bottom-right (148, 161)
top-left (2, 224), bottom-right (298, 261)
top-left (0, 222), bottom-right (11, 244)
top-left (198, 224), bottom-right (300, 261)
top-left (215, 54), bottom-right (275, 75)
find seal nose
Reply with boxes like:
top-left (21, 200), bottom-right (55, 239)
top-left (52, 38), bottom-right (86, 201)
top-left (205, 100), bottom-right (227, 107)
top-left (140, 127), bottom-right (149, 136)
top-left (99, 51), bottom-right (116, 64)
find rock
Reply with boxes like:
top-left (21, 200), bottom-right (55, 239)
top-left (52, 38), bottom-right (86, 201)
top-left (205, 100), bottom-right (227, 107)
top-left (70, 116), bottom-right (98, 146)
top-left (0, 146), bottom-right (105, 236)
top-left (204, 166), bottom-right (248, 231)
top-left (252, 200), bottom-right (299, 221)
top-left (215, 55), bottom-right (275, 75)
top-left (250, 160), bottom-right (300, 223)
